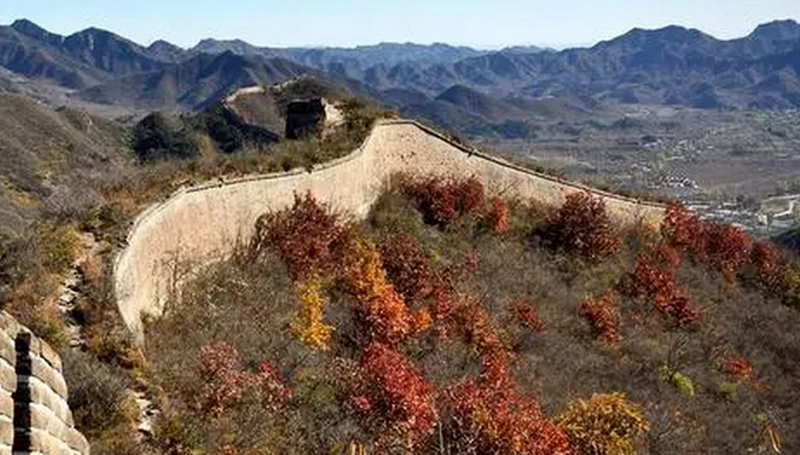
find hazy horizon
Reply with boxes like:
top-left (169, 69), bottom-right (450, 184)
top-left (1, 0), bottom-right (799, 49)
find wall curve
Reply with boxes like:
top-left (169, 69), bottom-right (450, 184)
top-left (114, 119), bottom-right (666, 340)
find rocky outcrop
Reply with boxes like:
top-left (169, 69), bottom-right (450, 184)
top-left (114, 119), bottom-right (666, 341)
top-left (0, 312), bottom-right (89, 455)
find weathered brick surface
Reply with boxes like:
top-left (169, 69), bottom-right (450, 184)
top-left (29, 404), bottom-right (69, 440)
top-left (0, 314), bottom-right (21, 339)
top-left (29, 427), bottom-right (64, 454)
top-left (0, 416), bottom-right (12, 446)
top-left (0, 312), bottom-right (90, 455)
top-left (0, 365), bottom-right (14, 398)
top-left (28, 379), bottom-right (71, 424)
top-left (0, 336), bottom-right (15, 369)
top-left (38, 343), bottom-right (62, 374)
top-left (30, 357), bottom-right (68, 400)
top-left (66, 428), bottom-right (89, 454)
top-left (0, 394), bottom-right (12, 421)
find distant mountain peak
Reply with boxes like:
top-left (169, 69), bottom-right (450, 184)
top-left (10, 18), bottom-right (64, 44)
top-left (147, 39), bottom-right (187, 62)
top-left (630, 25), bottom-right (710, 40)
top-left (68, 26), bottom-right (121, 40)
top-left (148, 39), bottom-right (183, 50)
top-left (501, 45), bottom-right (547, 55)
top-left (192, 38), bottom-right (262, 55)
top-left (598, 24), bottom-right (715, 50)
top-left (749, 19), bottom-right (800, 41)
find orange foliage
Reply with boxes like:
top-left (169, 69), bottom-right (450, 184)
top-left (444, 295), bottom-right (505, 356)
top-left (661, 204), bottom-right (708, 258)
top-left (487, 196), bottom-right (511, 234)
top-left (581, 291), bottom-right (622, 342)
top-left (198, 342), bottom-right (291, 418)
top-left (725, 358), bottom-right (755, 381)
top-left (343, 239), bottom-right (416, 344)
top-left (706, 223), bottom-right (751, 280)
top-left (622, 244), bottom-right (701, 326)
top-left (751, 241), bottom-right (785, 291)
top-left (380, 235), bottom-right (435, 307)
top-left (445, 350), bottom-right (573, 455)
top-left (661, 204), bottom-right (752, 280)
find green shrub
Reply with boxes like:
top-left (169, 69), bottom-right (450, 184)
top-left (716, 381), bottom-right (739, 401)
top-left (201, 104), bottom-right (244, 153)
top-left (133, 112), bottom-right (199, 161)
top-left (659, 365), bottom-right (696, 397)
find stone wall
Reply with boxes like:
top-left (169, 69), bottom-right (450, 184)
top-left (114, 119), bottom-right (667, 341)
top-left (0, 313), bottom-right (89, 455)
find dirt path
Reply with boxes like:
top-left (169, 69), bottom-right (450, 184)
top-left (57, 232), bottom-right (159, 440)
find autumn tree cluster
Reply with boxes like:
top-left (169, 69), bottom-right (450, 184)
top-left (179, 179), bottom-right (800, 455)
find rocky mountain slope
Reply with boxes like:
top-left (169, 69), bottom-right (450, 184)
top-left (0, 93), bottom-right (131, 236)
top-left (2, 19), bottom-right (799, 118)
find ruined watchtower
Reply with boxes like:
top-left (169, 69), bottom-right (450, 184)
top-left (285, 98), bottom-right (343, 140)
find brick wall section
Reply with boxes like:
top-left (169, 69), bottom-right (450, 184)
top-left (114, 119), bottom-right (667, 341)
top-left (0, 318), bottom-right (15, 455)
top-left (0, 313), bottom-right (89, 455)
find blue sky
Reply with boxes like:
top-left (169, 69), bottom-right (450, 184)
top-left (1, 0), bottom-right (799, 49)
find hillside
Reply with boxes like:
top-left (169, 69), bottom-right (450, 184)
top-left (0, 93), bottom-right (132, 236)
top-left (0, 79), bottom-right (796, 455)
top-left (141, 178), bottom-right (800, 455)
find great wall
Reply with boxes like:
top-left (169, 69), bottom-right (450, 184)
top-left (113, 118), bottom-right (667, 340)
top-left (0, 111), bottom-right (669, 455)
top-left (0, 313), bottom-right (89, 455)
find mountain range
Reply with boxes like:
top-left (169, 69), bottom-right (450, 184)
top-left (1, 18), bottom-right (800, 135)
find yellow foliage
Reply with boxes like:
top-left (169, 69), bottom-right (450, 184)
top-left (292, 272), bottom-right (335, 350)
top-left (557, 392), bottom-right (649, 455)
top-left (343, 240), bottom-right (413, 343)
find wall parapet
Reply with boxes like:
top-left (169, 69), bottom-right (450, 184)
top-left (114, 119), bottom-right (666, 341)
top-left (0, 312), bottom-right (89, 455)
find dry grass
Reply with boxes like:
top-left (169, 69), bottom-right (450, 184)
top-left (144, 182), bottom-right (800, 454)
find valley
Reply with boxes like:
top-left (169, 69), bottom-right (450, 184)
top-left (483, 105), bottom-right (800, 236)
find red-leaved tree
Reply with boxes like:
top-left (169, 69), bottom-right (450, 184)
top-left (198, 342), bottom-right (291, 418)
top-left (486, 196), bottom-right (511, 234)
top-left (380, 235), bottom-right (435, 307)
top-left (444, 350), bottom-right (573, 455)
top-left (402, 176), bottom-right (485, 226)
top-left (509, 299), bottom-right (545, 333)
top-left (546, 192), bottom-right (621, 262)
top-left (750, 241), bottom-right (785, 291)
top-left (356, 342), bottom-right (438, 451)
top-left (249, 192), bottom-right (346, 280)
top-left (580, 291), bottom-right (622, 342)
